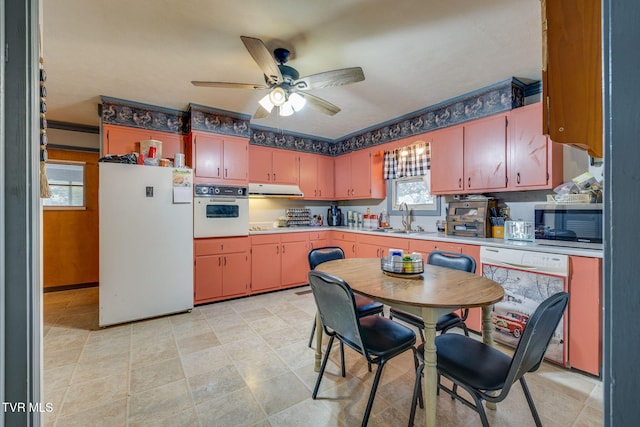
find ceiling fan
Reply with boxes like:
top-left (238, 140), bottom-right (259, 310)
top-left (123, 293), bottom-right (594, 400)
top-left (192, 36), bottom-right (365, 118)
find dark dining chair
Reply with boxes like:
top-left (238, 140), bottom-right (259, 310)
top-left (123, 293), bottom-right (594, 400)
top-left (308, 270), bottom-right (417, 427)
top-left (307, 247), bottom-right (384, 348)
top-left (408, 292), bottom-right (570, 427)
top-left (389, 250), bottom-right (476, 342)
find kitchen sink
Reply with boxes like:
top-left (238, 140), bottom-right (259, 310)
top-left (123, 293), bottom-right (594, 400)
top-left (371, 228), bottom-right (438, 236)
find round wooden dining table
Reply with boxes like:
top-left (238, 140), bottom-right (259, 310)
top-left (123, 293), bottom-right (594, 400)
top-left (314, 257), bottom-right (504, 427)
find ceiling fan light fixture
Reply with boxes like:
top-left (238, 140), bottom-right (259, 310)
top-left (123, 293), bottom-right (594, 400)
top-left (269, 87), bottom-right (287, 106)
top-left (279, 102), bottom-right (295, 117)
top-left (258, 93), bottom-right (274, 112)
top-left (289, 92), bottom-right (306, 112)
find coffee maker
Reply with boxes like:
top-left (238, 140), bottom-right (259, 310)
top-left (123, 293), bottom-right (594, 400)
top-left (327, 205), bottom-right (343, 226)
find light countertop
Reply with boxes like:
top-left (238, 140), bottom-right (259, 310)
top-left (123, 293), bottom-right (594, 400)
top-left (249, 226), bottom-right (604, 258)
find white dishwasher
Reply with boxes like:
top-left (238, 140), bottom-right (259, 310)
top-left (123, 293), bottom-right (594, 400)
top-left (480, 246), bottom-right (569, 366)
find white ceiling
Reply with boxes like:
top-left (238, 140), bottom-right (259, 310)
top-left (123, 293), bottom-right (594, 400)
top-left (43, 0), bottom-right (542, 140)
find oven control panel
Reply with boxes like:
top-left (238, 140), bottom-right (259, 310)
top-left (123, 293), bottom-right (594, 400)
top-left (194, 184), bottom-right (248, 198)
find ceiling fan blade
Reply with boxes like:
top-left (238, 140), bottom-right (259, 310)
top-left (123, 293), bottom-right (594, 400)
top-left (240, 36), bottom-right (283, 85)
top-left (191, 81), bottom-right (269, 90)
top-left (294, 67), bottom-right (365, 90)
top-left (253, 105), bottom-right (271, 119)
top-left (298, 92), bottom-right (341, 116)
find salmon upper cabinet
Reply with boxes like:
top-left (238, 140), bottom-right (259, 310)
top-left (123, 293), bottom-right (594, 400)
top-left (509, 103), bottom-right (563, 190)
top-left (249, 146), bottom-right (298, 184)
top-left (542, 0), bottom-right (602, 158)
top-left (430, 115), bottom-right (508, 194)
top-left (102, 124), bottom-right (185, 158)
top-left (429, 126), bottom-right (464, 194)
top-left (334, 150), bottom-right (385, 200)
top-left (299, 153), bottom-right (334, 200)
top-left (463, 114), bottom-right (508, 192)
top-left (187, 131), bottom-right (248, 185)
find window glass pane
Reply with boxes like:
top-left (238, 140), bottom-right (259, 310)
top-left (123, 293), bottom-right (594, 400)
top-left (395, 177), bottom-right (434, 206)
top-left (43, 162), bottom-right (85, 207)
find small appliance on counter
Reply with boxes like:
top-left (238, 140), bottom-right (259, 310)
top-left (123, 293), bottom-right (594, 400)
top-left (328, 205), bottom-right (343, 226)
top-left (446, 199), bottom-right (498, 238)
top-left (504, 220), bottom-right (535, 242)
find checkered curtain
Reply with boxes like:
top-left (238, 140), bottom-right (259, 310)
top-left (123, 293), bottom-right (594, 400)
top-left (383, 142), bottom-right (430, 179)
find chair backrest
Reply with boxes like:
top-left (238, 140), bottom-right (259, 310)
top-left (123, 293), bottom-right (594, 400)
top-left (427, 250), bottom-right (476, 273)
top-left (307, 270), bottom-right (364, 353)
top-left (502, 292), bottom-right (569, 394)
top-left (308, 246), bottom-right (345, 270)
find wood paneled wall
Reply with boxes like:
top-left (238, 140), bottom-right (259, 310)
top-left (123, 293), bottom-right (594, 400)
top-left (43, 149), bottom-right (99, 288)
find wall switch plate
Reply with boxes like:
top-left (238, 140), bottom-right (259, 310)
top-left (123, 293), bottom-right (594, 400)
top-left (146, 186), bottom-right (153, 197)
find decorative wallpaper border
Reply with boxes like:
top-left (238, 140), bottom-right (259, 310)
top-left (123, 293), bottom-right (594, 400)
top-left (334, 78), bottom-right (526, 155)
top-left (100, 77), bottom-right (536, 156)
top-left (100, 96), bottom-right (189, 134)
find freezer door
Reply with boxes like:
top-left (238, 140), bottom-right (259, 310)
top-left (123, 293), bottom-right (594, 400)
top-left (99, 163), bottom-right (194, 326)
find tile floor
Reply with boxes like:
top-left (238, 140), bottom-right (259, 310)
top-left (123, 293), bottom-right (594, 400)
top-left (43, 286), bottom-right (603, 426)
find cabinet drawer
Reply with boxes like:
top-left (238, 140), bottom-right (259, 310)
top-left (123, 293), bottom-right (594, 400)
top-left (409, 239), bottom-right (438, 254)
top-left (195, 237), bottom-right (250, 255)
top-left (251, 234), bottom-right (281, 245)
top-left (332, 231), bottom-right (357, 242)
top-left (280, 232), bottom-right (309, 243)
top-left (309, 231), bottom-right (330, 241)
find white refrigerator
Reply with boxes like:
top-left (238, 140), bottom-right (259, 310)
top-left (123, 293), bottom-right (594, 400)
top-left (99, 162), bottom-right (194, 327)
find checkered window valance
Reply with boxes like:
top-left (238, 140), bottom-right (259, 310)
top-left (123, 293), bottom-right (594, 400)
top-left (383, 142), bottom-right (430, 180)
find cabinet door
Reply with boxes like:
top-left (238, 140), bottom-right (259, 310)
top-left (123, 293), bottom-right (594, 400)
top-left (194, 255), bottom-right (223, 301)
top-left (194, 133), bottom-right (222, 179)
top-left (430, 126), bottom-right (464, 194)
top-left (298, 153), bottom-right (318, 198)
top-left (250, 243), bottom-right (281, 292)
top-left (333, 239), bottom-right (357, 258)
top-left (249, 146), bottom-right (273, 183)
top-left (543, 0), bottom-right (602, 158)
top-left (222, 252), bottom-right (250, 297)
top-left (272, 150), bottom-right (299, 184)
top-left (222, 137), bottom-right (248, 183)
top-left (464, 115), bottom-right (507, 191)
top-left (317, 155), bottom-right (335, 199)
top-left (350, 151), bottom-right (372, 198)
top-left (281, 240), bottom-right (309, 287)
top-left (103, 125), bottom-right (151, 156)
top-left (510, 103), bottom-right (551, 189)
top-left (357, 243), bottom-right (382, 258)
top-left (568, 256), bottom-right (602, 375)
top-left (309, 239), bottom-right (329, 250)
top-left (334, 155), bottom-right (352, 198)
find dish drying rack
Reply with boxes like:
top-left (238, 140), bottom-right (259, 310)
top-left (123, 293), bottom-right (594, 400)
top-left (381, 255), bottom-right (424, 275)
top-left (285, 208), bottom-right (311, 226)
top-left (546, 194), bottom-right (592, 203)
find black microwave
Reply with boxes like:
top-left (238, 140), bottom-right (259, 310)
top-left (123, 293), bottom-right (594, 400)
top-left (534, 203), bottom-right (603, 243)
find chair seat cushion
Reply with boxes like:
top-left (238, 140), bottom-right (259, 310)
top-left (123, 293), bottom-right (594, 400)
top-left (431, 334), bottom-right (511, 391)
top-left (435, 312), bottom-right (462, 331)
top-left (353, 316), bottom-right (416, 358)
top-left (354, 294), bottom-right (384, 317)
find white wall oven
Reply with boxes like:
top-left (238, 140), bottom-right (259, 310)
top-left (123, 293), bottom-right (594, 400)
top-left (193, 184), bottom-right (249, 238)
top-left (480, 246), bottom-right (569, 366)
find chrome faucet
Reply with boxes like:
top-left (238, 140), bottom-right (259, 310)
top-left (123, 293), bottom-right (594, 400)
top-left (400, 202), bottom-right (412, 231)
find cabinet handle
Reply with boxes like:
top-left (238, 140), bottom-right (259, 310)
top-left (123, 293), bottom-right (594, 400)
top-left (273, 173), bottom-right (276, 181)
top-left (225, 168), bottom-right (228, 177)
top-left (458, 178), bottom-right (462, 189)
top-left (516, 172), bottom-right (521, 184)
top-left (218, 257), bottom-right (221, 266)
top-left (352, 244), bottom-right (356, 254)
top-left (467, 177), bottom-right (471, 188)
top-left (376, 248), bottom-right (380, 257)
top-left (282, 244), bottom-right (286, 254)
top-left (276, 245), bottom-right (279, 255)
top-left (217, 167), bottom-right (220, 177)
top-left (267, 173), bottom-right (271, 181)
top-left (314, 189), bottom-right (317, 196)
top-left (318, 189), bottom-right (321, 196)
top-left (223, 256), bottom-right (226, 266)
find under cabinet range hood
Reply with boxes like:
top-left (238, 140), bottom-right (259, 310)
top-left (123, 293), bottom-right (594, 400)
top-left (248, 183), bottom-right (304, 198)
